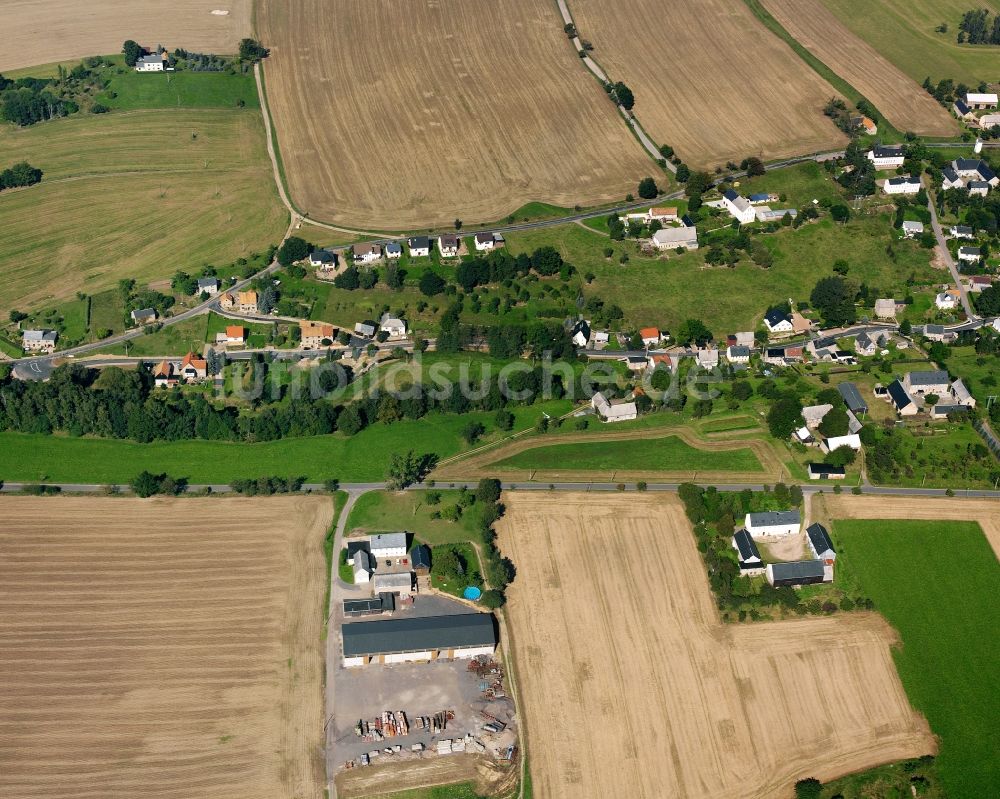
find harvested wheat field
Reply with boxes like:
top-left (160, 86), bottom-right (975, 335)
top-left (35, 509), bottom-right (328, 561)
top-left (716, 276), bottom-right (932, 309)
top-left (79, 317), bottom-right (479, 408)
top-left (0, 495), bottom-right (332, 799)
top-left (1, 1), bottom-right (251, 72)
top-left (498, 493), bottom-right (934, 799)
top-left (761, 0), bottom-right (957, 136)
top-left (570, 0), bottom-right (846, 168)
top-left (816, 494), bottom-right (1000, 557)
top-left (257, 0), bottom-right (651, 228)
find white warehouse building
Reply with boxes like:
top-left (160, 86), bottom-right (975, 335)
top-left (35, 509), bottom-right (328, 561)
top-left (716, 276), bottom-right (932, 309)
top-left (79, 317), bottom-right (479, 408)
top-left (342, 613), bottom-right (497, 667)
top-left (745, 510), bottom-right (801, 538)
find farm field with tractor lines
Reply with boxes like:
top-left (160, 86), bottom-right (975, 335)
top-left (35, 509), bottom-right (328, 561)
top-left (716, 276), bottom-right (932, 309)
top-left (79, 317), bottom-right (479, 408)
top-left (0, 1), bottom-right (251, 72)
top-left (256, 0), bottom-right (652, 229)
top-left (569, 0), bottom-right (847, 169)
top-left (760, 0), bottom-right (958, 136)
top-left (497, 492), bottom-right (934, 799)
top-left (0, 495), bottom-right (332, 799)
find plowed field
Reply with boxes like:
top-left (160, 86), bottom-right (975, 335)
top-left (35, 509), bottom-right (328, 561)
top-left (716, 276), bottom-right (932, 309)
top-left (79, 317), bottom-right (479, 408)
top-left (0, 496), bottom-right (332, 799)
top-left (257, 0), bottom-right (651, 228)
top-left (497, 493), bottom-right (934, 799)
top-left (570, 0), bottom-right (846, 168)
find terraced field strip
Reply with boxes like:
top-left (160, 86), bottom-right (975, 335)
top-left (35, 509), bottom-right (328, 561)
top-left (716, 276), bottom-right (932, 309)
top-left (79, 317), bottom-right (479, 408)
top-left (760, 0), bottom-right (957, 136)
top-left (0, 496), bottom-right (332, 799)
top-left (257, 0), bottom-right (651, 228)
top-left (498, 493), bottom-right (934, 799)
top-left (569, 0), bottom-right (846, 168)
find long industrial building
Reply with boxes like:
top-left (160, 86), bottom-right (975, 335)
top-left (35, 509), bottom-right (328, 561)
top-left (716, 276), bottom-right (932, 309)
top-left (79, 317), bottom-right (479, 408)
top-left (342, 613), bottom-right (497, 667)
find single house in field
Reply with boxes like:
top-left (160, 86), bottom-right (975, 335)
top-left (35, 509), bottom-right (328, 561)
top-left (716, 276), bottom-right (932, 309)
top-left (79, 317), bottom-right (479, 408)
top-left (238, 290), bottom-right (258, 315)
top-left (652, 225), bottom-right (699, 250)
top-left (385, 242), bottom-right (403, 259)
top-left (965, 92), bottom-right (998, 109)
top-left (874, 298), bottom-right (897, 319)
top-left (353, 550), bottom-right (374, 584)
top-left (837, 382), bottom-right (868, 414)
top-left (373, 571), bottom-right (414, 597)
top-left (223, 325), bottom-right (245, 346)
top-left (722, 189), bottom-right (756, 224)
top-left (867, 144), bottom-right (905, 169)
top-left (354, 242), bottom-right (382, 264)
top-left (887, 379), bottom-right (917, 416)
top-left (958, 246), bottom-right (982, 263)
top-left (21, 329), bottom-right (57, 352)
top-left (901, 220), bottom-right (924, 238)
top-left (592, 391), bottom-right (637, 423)
top-left (438, 235), bottom-right (460, 257)
top-left (745, 510), bottom-right (800, 538)
top-left (380, 313), bottom-right (407, 339)
top-left (310, 249), bottom-right (337, 269)
top-left (135, 52), bottom-right (168, 72)
top-left (369, 532), bottom-right (408, 558)
top-left (411, 545), bottom-right (432, 576)
top-left (300, 320), bottom-right (335, 349)
top-left (354, 321), bottom-right (377, 338)
top-left (726, 345), bottom-right (751, 364)
top-left (571, 319), bottom-right (591, 347)
top-left (807, 463), bottom-right (846, 480)
top-left (806, 523), bottom-right (837, 564)
top-left (883, 176), bottom-right (921, 195)
top-left (763, 309), bottom-right (793, 334)
top-left (153, 360), bottom-right (177, 388)
top-left (732, 529), bottom-right (764, 575)
top-left (341, 613), bottom-right (497, 667)
top-left (198, 277), bottom-right (220, 295)
top-left (130, 308), bottom-right (158, 326)
top-left (474, 232), bottom-right (498, 251)
top-left (766, 560), bottom-right (829, 587)
top-left (180, 352), bottom-right (208, 380)
top-left (408, 236), bottom-right (431, 257)
top-left (824, 433), bottom-right (861, 453)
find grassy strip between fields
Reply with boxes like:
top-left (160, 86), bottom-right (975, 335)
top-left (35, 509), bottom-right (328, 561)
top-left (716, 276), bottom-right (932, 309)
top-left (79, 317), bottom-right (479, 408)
top-left (491, 436), bottom-right (762, 473)
top-left (323, 491), bottom-right (349, 638)
top-left (742, 0), bottom-right (901, 139)
top-left (832, 519), bottom-right (1000, 798)
top-left (362, 783), bottom-right (486, 799)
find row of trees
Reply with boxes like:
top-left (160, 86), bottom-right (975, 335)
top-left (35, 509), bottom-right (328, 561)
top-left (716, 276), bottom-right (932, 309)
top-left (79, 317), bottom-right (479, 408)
top-left (0, 161), bottom-right (42, 191)
top-left (436, 299), bottom-right (577, 359)
top-left (958, 8), bottom-right (1000, 44)
top-left (0, 77), bottom-right (79, 126)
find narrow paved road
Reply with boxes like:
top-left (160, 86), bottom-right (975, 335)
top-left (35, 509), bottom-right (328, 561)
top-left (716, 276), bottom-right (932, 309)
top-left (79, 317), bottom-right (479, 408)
top-left (926, 186), bottom-right (977, 320)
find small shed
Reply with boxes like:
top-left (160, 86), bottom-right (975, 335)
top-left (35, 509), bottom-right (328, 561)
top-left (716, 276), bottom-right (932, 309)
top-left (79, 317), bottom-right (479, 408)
top-left (411, 544), bottom-right (432, 576)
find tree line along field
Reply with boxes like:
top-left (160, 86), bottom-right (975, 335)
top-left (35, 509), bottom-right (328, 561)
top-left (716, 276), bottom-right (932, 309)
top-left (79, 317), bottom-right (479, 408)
top-left (570, 0), bottom-right (846, 169)
top-left (0, 1), bottom-right (251, 72)
top-left (497, 493), bottom-right (934, 799)
top-left (759, 0), bottom-right (958, 136)
top-left (819, 0), bottom-right (1000, 87)
top-left (0, 109), bottom-right (287, 316)
top-left (0, 495), bottom-right (331, 799)
top-left (256, 0), bottom-right (652, 229)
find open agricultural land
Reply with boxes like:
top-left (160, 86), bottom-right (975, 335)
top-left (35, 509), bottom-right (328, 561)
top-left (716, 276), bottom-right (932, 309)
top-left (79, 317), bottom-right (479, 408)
top-left (569, 0), bottom-right (846, 169)
top-left (758, 0), bottom-right (957, 136)
top-left (257, 0), bottom-right (652, 228)
top-left (497, 492), bottom-right (934, 799)
top-left (0, 1), bottom-right (251, 72)
top-left (816, 495), bottom-right (1000, 798)
top-left (819, 0), bottom-right (1000, 86)
top-left (0, 495), bottom-right (332, 799)
top-left (0, 108), bottom-right (286, 316)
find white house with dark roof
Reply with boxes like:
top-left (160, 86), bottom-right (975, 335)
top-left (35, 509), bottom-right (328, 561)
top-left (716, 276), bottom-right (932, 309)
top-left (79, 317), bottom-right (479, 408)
top-left (949, 224), bottom-right (975, 239)
top-left (732, 529), bottom-right (764, 575)
top-left (197, 276), bottom-right (219, 295)
top-left (438, 235), bottom-right (460, 257)
top-left (884, 176), bottom-right (921, 195)
top-left (935, 291), bottom-right (958, 310)
top-left (571, 319), bottom-right (591, 347)
top-left (904, 370), bottom-right (950, 397)
top-left (369, 532), bottom-right (407, 558)
top-left (722, 189), bottom-right (756, 224)
top-left (763, 308), bottom-right (793, 334)
top-left (22, 329), bottom-right (58, 352)
top-left (745, 510), bottom-right (800, 538)
top-left (310, 249), bottom-right (337, 268)
top-left (130, 308), bottom-right (158, 326)
top-left (407, 236), bottom-right (431, 257)
top-left (953, 98), bottom-right (975, 120)
top-left (474, 232), bottom-right (498, 251)
top-left (726, 345), bottom-right (750, 364)
top-left (958, 246), bottom-right (982, 263)
top-left (867, 144), bottom-right (905, 169)
top-left (353, 550), bottom-right (374, 584)
top-left (385, 242), bottom-right (403, 259)
top-left (952, 158), bottom-right (999, 187)
top-left (855, 331), bottom-right (878, 356)
top-left (806, 523), bottom-right (837, 564)
top-left (592, 391), bottom-right (637, 423)
top-left (766, 560), bottom-right (830, 587)
top-left (341, 613), bottom-right (496, 668)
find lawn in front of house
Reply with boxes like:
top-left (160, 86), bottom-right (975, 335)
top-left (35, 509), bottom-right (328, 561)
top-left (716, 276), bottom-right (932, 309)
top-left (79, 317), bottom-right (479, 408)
top-left (344, 490), bottom-right (485, 546)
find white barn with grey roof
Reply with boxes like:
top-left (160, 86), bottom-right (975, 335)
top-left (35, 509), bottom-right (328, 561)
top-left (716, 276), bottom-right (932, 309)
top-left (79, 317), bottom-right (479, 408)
top-left (745, 510), bottom-right (800, 538)
top-left (369, 532), bottom-right (407, 558)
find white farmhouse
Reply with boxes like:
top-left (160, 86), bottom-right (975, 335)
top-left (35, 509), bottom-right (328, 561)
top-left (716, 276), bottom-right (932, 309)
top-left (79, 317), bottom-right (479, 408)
top-left (883, 176), bottom-right (921, 195)
top-left (353, 242), bottom-right (382, 264)
top-left (408, 236), bottom-right (431, 257)
top-left (474, 232), bottom-right (497, 251)
top-left (22, 329), bottom-right (58, 352)
top-left (867, 144), bottom-right (905, 169)
top-left (935, 291), bottom-right (958, 310)
top-left (369, 532), bottom-right (407, 558)
top-left (591, 391), bottom-right (637, 423)
top-left (379, 313), bottom-right (408, 339)
top-left (958, 246), bottom-right (982, 263)
top-left (385, 242), bottom-right (403, 259)
top-left (901, 221), bottom-right (924, 238)
top-left (135, 52), bottom-right (168, 72)
top-left (652, 226), bottom-right (698, 250)
top-left (763, 309), bottom-right (793, 334)
top-left (352, 551), bottom-right (374, 584)
top-left (438, 235), bottom-right (460, 258)
top-left (745, 510), bottom-right (801, 538)
top-left (722, 189), bottom-right (756, 224)
top-left (732, 529), bottom-right (764, 576)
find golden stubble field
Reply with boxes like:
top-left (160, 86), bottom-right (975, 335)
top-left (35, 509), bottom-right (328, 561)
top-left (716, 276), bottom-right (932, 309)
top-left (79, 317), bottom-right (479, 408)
top-left (257, 0), bottom-right (652, 228)
top-left (1, 1), bottom-right (251, 72)
top-left (761, 0), bottom-right (957, 136)
top-left (570, 0), bottom-right (847, 168)
top-left (0, 496), bottom-right (333, 799)
top-left (497, 493), bottom-right (934, 799)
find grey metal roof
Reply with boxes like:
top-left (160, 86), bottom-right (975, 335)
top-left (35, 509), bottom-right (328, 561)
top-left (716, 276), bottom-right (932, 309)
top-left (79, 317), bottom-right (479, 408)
top-left (872, 144), bottom-right (903, 158)
top-left (953, 225), bottom-right (973, 234)
top-left (747, 510), bottom-right (800, 528)
top-left (942, 167), bottom-right (960, 183)
top-left (310, 249), bottom-right (335, 263)
top-left (197, 276), bottom-right (219, 287)
top-left (806, 523), bottom-right (836, 556)
top-left (955, 158), bottom-right (980, 171)
top-left (729, 345), bottom-right (750, 357)
top-left (807, 463), bottom-right (845, 477)
top-left (342, 613), bottom-right (496, 657)
top-left (23, 329), bottom-right (57, 341)
top-left (346, 540), bottom-right (369, 559)
top-left (385, 242), bottom-right (403, 252)
top-left (887, 379), bottom-right (912, 409)
top-left (769, 560), bottom-right (825, 581)
top-left (908, 370), bottom-right (949, 386)
top-left (408, 236), bottom-right (430, 248)
top-left (733, 529), bottom-right (761, 563)
top-left (369, 532), bottom-right (407, 551)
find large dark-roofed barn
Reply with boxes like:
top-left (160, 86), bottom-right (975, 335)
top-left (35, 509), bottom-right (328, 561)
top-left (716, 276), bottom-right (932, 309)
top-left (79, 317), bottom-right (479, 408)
top-left (341, 613), bottom-right (497, 667)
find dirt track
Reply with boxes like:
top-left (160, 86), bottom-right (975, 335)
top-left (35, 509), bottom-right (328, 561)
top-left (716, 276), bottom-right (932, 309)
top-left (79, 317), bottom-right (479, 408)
top-left (816, 494), bottom-right (1000, 558)
top-left (2, 2), bottom-right (251, 71)
top-left (497, 493), bottom-right (934, 799)
top-left (0, 496), bottom-right (332, 799)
